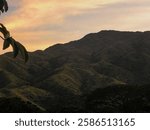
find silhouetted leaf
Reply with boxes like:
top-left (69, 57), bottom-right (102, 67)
top-left (15, 41), bottom-right (29, 62)
top-left (3, 38), bottom-right (10, 50)
top-left (3, 0), bottom-right (8, 11)
top-left (8, 37), bottom-right (19, 58)
top-left (0, 23), bottom-right (10, 38)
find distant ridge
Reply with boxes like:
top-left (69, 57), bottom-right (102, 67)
top-left (0, 30), bottom-right (150, 112)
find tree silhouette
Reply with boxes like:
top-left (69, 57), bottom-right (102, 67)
top-left (0, 0), bottom-right (28, 62)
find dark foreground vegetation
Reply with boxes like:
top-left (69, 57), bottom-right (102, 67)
top-left (0, 84), bottom-right (150, 113)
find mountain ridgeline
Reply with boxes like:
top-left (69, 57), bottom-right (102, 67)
top-left (0, 30), bottom-right (150, 112)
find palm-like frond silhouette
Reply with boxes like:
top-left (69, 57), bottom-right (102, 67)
top-left (0, 23), bottom-right (29, 62)
top-left (0, 0), bottom-right (8, 14)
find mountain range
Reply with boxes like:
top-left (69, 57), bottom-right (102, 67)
top-left (0, 30), bottom-right (150, 112)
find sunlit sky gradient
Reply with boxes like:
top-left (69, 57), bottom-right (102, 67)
top-left (0, 0), bottom-right (150, 54)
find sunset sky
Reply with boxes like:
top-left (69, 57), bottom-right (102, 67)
top-left (0, 0), bottom-right (150, 54)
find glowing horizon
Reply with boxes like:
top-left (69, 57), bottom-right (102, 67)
top-left (0, 0), bottom-right (150, 54)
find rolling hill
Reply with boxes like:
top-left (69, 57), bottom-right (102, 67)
top-left (0, 30), bottom-right (150, 112)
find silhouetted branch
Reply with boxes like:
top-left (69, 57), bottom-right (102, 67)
top-left (0, 1), bottom-right (29, 62)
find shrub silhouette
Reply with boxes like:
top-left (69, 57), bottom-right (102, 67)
top-left (0, 0), bottom-right (28, 62)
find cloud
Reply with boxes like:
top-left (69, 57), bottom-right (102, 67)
top-left (5, 0), bottom-right (123, 30)
top-left (0, 0), bottom-right (150, 54)
top-left (0, 0), bottom-right (123, 53)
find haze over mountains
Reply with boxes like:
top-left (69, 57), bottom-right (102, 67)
top-left (0, 30), bottom-right (150, 112)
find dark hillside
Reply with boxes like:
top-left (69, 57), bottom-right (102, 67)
top-left (0, 30), bottom-right (150, 112)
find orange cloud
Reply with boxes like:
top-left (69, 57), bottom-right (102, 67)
top-left (1, 0), bottom-right (150, 54)
top-left (1, 0), bottom-right (123, 53)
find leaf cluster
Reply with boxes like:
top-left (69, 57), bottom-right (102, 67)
top-left (0, 0), bottom-right (8, 14)
top-left (0, 1), bottom-right (29, 62)
top-left (0, 23), bottom-right (28, 62)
